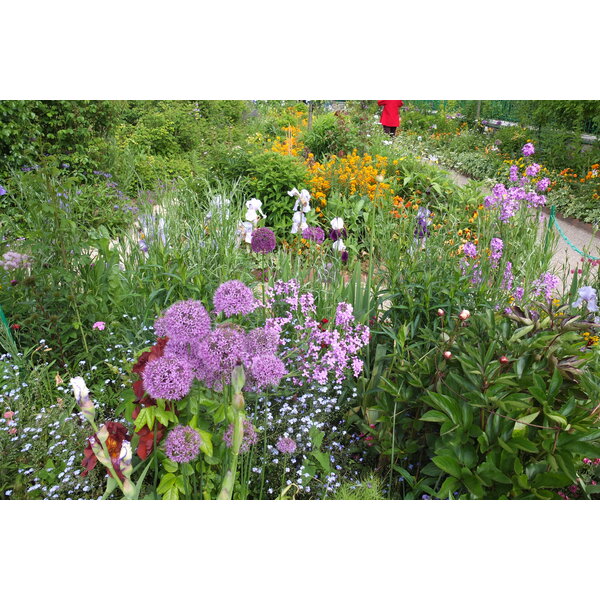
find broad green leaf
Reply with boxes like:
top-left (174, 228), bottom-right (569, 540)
top-left (157, 473), bottom-right (177, 495)
top-left (420, 410), bottom-right (448, 423)
top-left (162, 459), bottom-right (179, 473)
top-left (513, 411), bottom-right (540, 436)
top-left (432, 455), bottom-right (462, 479)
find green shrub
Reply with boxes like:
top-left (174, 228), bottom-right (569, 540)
top-left (243, 151), bottom-right (308, 236)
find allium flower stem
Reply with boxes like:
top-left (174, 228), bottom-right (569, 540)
top-left (217, 410), bottom-right (244, 500)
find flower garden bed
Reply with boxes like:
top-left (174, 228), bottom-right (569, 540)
top-left (1, 100), bottom-right (600, 500)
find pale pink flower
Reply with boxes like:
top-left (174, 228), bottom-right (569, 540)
top-left (92, 321), bottom-right (106, 331)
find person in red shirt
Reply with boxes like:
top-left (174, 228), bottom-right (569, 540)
top-left (377, 100), bottom-right (404, 137)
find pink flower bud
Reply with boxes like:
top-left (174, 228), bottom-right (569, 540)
top-left (499, 356), bottom-right (509, 364)
top-left (443, 351), bottom-right (452, 360)
top-left (9, 427), bottom-right (17, 435)
top-left (459, 309), bottom-right (471, 321)
top-left (437, 309), bottom-right (445, 317)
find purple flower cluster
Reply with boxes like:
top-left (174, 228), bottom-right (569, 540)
top-left (150, 289), bottom-right (287, 394)
top-left (264, 280), bottom-right (370, 386)
top-left (537, 177), bottom-right (551, 192)
top-left (0, 251), bottom-right (32, 271)
top-left (531, 272), bottom-right (561, 302)
top-left (142, 356), bottom-right (195, 400)
top-left (251, 227), bottom-right (276, 253)
top-left (490, 237), bottom-right (503, 267)
top-left (501, 261), bottom-right (513, 291)
top-left (462, 242), bottom-right (477, 258)
top-left (154, 300), bottom-right (211, 344)
top-left (247, 353), bottom-right (287, 390)
top-left (164, 425), bottom-right (202, 463)
top-left (302, 226), bottom-right (325, 244)
top-left (526, 163), bottom-right (541, 177)
top-left (276, 436), bottom-right (297, 454)
top-left (509, 165), bottom-right (519, 182)
top-left (0, 184), bottom-right (6, 196)
top-left (213, 280), bottom-right (257, 317)
top-left (223, 419), bottom-right (259, 453)
top-left (522, 143), bottom-right (535, 157)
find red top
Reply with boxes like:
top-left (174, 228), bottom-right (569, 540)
top-left (378, 100), bottom-right (404, 127)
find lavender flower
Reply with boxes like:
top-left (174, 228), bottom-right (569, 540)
top-left (335, 302), bottom-right (354, 327)
top-left (164, 425), bottom-right (202, 463)
top-left (142, 356), bottom-right (194, 400)
top-left (302, 226), bottom-right (326, 244)
top-left (223, 419), bottom-right (259, 453)
top-left (526, 163), bottom-right (541, 177)
top-left (572, 286), bottom-right (599, 312)
top-left (509, 165), bottom-right (519, 182)
top-left (462, 242), bottom-right (477, 258)
top-left (213, 280), bottom-right (257, 317)
top-left (514, 286), bottom-right (524, 301)
top-left (502, 261), bottom-right (513, 291)
top-left (0, 185), bottom-right (6, 196)
top-left (490, 238), bottom-right (504, 262)
top-left (276, 436), bottom-right (297, 454)
top-left (532, 272), bottom-right (561, 302)
top-left (251, 228), bottom-right (276, 253)
top-left (522, 143), bottom-right (535, 157)
top-left (154, 300), bottom-right (211, 344)
top-left (537, 178), bottom-right (551, 192)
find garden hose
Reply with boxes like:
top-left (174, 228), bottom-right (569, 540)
top-left (549, 205), bottom-right (600, 261)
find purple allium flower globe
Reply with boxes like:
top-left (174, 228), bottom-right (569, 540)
top-left (165, 425), bottom-right (202, 463)
top-left (302, 226), bottom-right (326, 244)
top-left (142, 356), bottom-right (194, 400)
top-left (247, 353), bottom-right (287, 389)
top-left (223, 419), bottom-right (259, 453)
top-left (251, 227), bottom-right (276, 254)
top-left (193, 324), bottom-right (247, 390)
top-left (154, 299), bottom-right (211, 344)
top-left (276, 436), bottom-right (297, 454)
top-left (213, 279), bottom-right (257, 317)
top-left (244, 326), bottom-right (280, 356)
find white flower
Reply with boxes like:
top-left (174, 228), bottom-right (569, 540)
top-left (245, 198), bottom-right (266, 224)
top-left (237, 221), bottom-right (254, 245)
top-left (573, 286), bottom-right (599, 312)
top-left (333, 239), bottom-right (346, 252)
top-left (330, 217), bottom-right (344, 230)
top-left (417, 136), bottom-right (422, 141)
top-left (291, 211), bottom-right (307, 234)
top-left (287, 188), bottom-right (300, 198)
top-left (70, 377), bottom-right (89, 404)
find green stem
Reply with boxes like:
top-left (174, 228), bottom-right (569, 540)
top-left (218, 410), bottom-right (244, 500)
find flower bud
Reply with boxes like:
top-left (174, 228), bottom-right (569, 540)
top-left (443, 351), bottom-right (452, 360)
top-left (437, 308), bottom-right (445, 317)
top-left (499, 356), bottom-right (509, 364)
top-left (70, 376), bottom-right (95, 422)
top-left (459, 309), bottom-right (471, 321)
